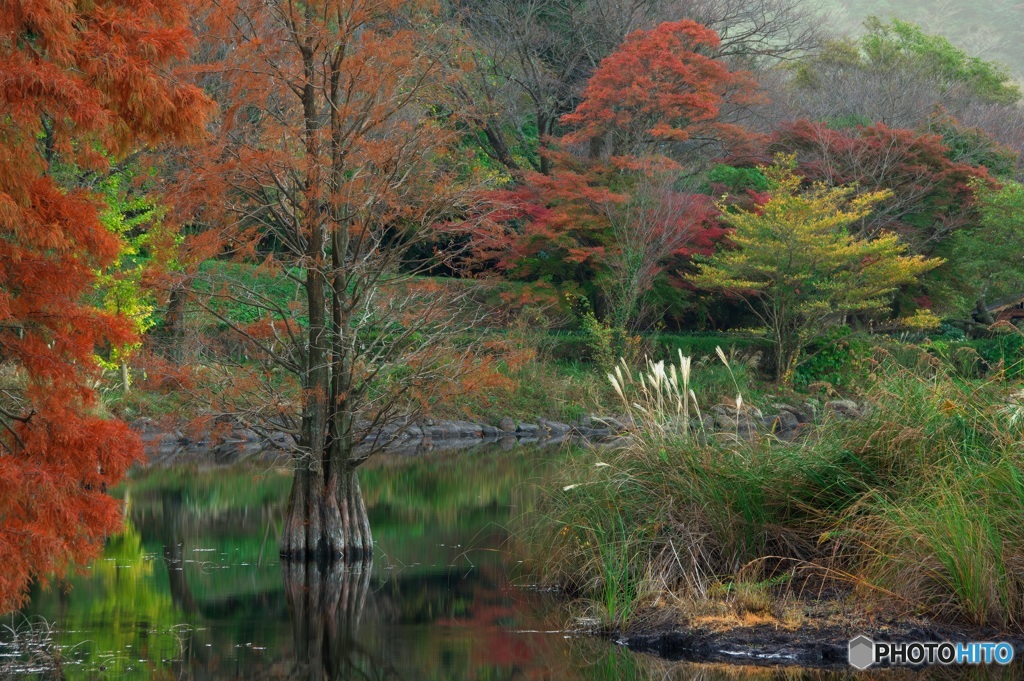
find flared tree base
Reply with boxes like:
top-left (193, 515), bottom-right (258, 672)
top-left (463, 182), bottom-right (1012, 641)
top-left (280, 467), bottom-right (373, 562)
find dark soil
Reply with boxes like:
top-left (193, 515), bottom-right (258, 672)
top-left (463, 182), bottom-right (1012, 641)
top-left (620, 616), bottom-right (1024, 669)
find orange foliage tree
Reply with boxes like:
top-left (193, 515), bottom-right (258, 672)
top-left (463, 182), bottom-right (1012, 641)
top-left (0, 0), bottom-right (209, 610)
top-left (561, 20), bottom-right (762, 158)
top-left (180, 0), bottom-right (496, 562)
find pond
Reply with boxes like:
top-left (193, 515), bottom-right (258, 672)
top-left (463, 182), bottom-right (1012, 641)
top-left (1, 445), bottom-right (952, 679)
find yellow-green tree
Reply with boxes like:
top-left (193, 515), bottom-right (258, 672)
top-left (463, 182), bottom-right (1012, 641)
top-left (692, 158), bottom-right (941, 382)
top-left (93, 168), bottom-right (162, 392)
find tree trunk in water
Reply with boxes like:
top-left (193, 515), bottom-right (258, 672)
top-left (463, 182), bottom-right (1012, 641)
top-left (280, 464), bottom-right (373, 562)
top-left (161, 491), bottom-right (199, 615)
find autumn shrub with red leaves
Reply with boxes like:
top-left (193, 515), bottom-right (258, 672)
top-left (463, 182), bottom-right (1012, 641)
top-left (770, 119), bottom-right (992, 252)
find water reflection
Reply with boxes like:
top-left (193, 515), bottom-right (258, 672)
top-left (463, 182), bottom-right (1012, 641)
top-left (3, 446), bottom-right (1015, 680)
top-left (281, 562), bottom-right (387, 681)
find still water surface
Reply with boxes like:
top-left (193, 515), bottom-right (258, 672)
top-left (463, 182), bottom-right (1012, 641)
top-left (3, 446), bottom-right (966, 679)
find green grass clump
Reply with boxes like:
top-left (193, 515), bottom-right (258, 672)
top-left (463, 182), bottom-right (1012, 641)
top-left (528, 349), bottom-right (1024, 632)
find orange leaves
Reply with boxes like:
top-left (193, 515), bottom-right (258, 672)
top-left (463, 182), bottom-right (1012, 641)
top-left (0, 0), bottom-right (212, 611)
top-left (561, 20), bottom-right (763, 158)
top-left (473, 19), bottom-right (758, 322)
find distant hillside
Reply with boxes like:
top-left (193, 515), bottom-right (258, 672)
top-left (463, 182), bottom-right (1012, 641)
top-left (825, 0), bottom-right (1024, 80)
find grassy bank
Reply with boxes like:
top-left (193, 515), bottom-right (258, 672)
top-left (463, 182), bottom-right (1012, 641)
top-left (524, 347), bottom-right (1024, 634)
top-left (106, 262), bottom-right (786, 426)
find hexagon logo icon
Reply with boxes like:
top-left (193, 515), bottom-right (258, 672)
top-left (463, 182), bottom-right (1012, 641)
top-left (849, 635), bottom-right (875, 670)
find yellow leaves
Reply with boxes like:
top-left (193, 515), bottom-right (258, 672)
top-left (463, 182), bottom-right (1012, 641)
top-left (900, 309), bottom-right (943, 331)
top-left (692, 157), bottom-right (943, 380)
top-left (700, 159), bottom-right (940, 302)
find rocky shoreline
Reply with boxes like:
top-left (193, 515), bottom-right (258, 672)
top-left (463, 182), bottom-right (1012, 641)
top-left (130, 415), bottom-right (623, 467)
top-left (130, 398), bottom-right (866, 467)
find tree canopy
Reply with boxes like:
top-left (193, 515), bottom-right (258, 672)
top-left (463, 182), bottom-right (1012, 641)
top-left (691, 158), bottom-right (941, 380)
top-left (0, 0), bottom-right (209, 610)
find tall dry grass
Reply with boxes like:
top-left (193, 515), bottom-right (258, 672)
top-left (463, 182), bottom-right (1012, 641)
top-left (527, 349), bottom-right (1024, 631)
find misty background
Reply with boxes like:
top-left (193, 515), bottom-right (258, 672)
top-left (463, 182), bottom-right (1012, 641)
top-left (829, 0), bottom-right (1024, 80)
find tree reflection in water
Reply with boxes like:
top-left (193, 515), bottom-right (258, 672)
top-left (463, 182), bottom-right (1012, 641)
top-left (11, 455), bottom-right (885, 681)
top-left (283, 560), bottom-right (399, 681)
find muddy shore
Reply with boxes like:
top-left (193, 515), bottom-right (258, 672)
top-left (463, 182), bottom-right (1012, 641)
top-left (618, 612), bottom-right (1024, 669)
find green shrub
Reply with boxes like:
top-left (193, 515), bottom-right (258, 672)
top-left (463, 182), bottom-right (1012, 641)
top-left (706, 164), bottom-right (769, 192)
top-left (964, 334), bottom-right (1024, 377)
top-left (925, 333), bottom-right (1024, 379)
top-left (793, 327), bottom-right (870, 389)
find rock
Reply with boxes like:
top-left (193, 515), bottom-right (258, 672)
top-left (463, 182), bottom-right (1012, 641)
top-left (573, 425), bottom-right (612, 439)
top-left (825, 399), bottom-right (860, 419)
top-left (597, 416), bottom-right (629, 432)
top-left (736, 417), bottom-right (758, 435)
top-left (481, 425), bottom-right (500, 438)
top-left (234, 427), bottom-right (260, 442)
top-left (499, 436), bottom-right (517, 451)
top-left (498, 417), bottom-right (516, 433)
top-left (130, 417), bottom-right (162, 437)
top-left (517, 422), bottom-right (540, 435)
top-left (540, 419), bottom-right (572, 436)
top-left (773, 403), bottom-right (811, 424)
top-left (772, 410), bottom-right (800, 432)
top-left (268, 431), bottom-right (297, 450)
top-left (604, 435), bottom-right (635, 449)
top-left (449, 420), bottom-right (483, 438)
top-left (714, 412), bottom-right (737, 429)
top-left (711, 404), bottom-right (735, 417)
top-left (152, 433), bottom-right (182, 460)
top-left (712, 403), bottom-right (762, 420)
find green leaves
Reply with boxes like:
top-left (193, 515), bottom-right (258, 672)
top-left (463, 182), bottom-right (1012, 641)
top-left (939, 179), bottom-right (1024, 316)
top-left (861, 17), bottom-right (1021, 105)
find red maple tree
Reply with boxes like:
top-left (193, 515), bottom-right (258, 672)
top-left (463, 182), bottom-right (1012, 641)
top-left (770, 119), bottom-right (991, 252)
top-left (562, 19), bottom-right (763, 161)
top-left (0, 0), bottom-right (209, 610)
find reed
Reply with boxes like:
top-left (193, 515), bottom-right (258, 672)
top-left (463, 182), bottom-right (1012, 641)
top-left (527, 351), bottom-right (1024, 631)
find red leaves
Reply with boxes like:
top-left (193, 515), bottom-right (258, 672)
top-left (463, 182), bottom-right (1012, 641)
top-left (0, 0), bottom-right (211, 611)
top-left (770, 120), bottom-right (991, 250)
top-left (475, 20), bottom-right (751, 311)
top-left (562, 20), bottom-right (763, 158)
